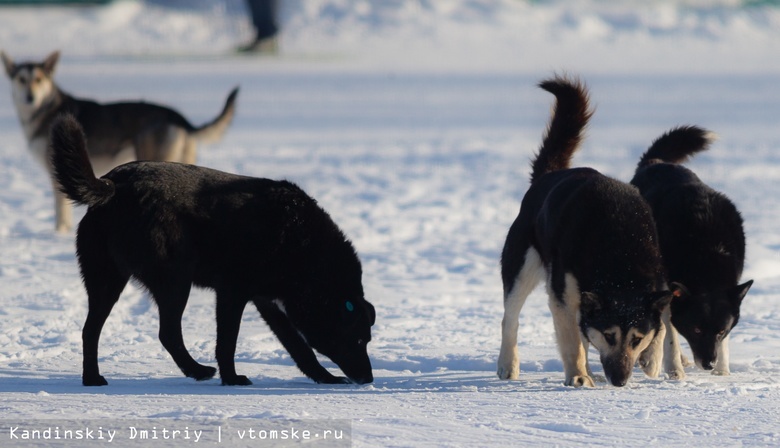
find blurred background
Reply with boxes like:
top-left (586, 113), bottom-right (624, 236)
top-left (1, 0), bottom-right (779, 74)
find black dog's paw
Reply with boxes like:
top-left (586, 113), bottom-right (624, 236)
top-left (221, 375), bottom-right (253, 386)
top-left (83, 374), bottom-right (108, 386)
top-left (316, 375), bottom-right (350, 385)
top-left (187, 365), bottom-right (217, 381)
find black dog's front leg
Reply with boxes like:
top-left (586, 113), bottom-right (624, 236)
top-left (257, 302), bottom-right (349, 384)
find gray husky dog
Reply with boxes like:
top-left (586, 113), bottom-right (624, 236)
top-left (497, 76), bottom-right (677, 387)
top-left (2, 50), bottom-right (238, 232)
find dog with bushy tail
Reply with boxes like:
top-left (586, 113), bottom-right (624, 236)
top-left (498, 76), bottom-right (677, 387)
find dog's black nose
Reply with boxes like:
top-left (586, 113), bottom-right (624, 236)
top-left (26, 93), bottom-right (34, 104)
top-left (606, 373), bottom-right (629, 387)
top-left (611, 378), bottom-right (628, 387)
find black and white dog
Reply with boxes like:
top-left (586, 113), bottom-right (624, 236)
top-left (2, 50), bottom-right (238, 232)
top-left (631, 126), bottom-right (752, 378)
top-left (50, 114), bottom-right (375, 386)
top-left (497, 76), bottom-right (676, 387)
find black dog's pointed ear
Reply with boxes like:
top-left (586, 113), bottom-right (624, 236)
top-left (649, 291), bottom-right (673, 311)
top-left (732, 280), bottom-right (753, 304)
top-left (670, 282), bottom-right (690, 300)
top-left (580, 292), bottom-right (600, 314)
top-left (1, 51), bottom-right (14, 77)
top-left (43, 50), bottom-right (60, 75)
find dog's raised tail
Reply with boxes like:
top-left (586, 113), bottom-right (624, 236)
top-left (189, 86), bottom-right (239, 143)
top-left (50, 114), bottom-right (115, 207)
top-left (530, 76), bottom-right (593, 184)
top-left (637, 125), bottom-right (715, 168)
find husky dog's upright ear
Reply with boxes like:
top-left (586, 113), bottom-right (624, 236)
top-left (579, 292), bottom-right (601, 314)
top-left (42, 50), bottom-right (60, 76)
top-left (731, 280), bottom-right (753, 305)
top-left (0, 50), bottom-right (59, 77)
top-left (1, 51), bottom-right (14, 76)
top-left (670, 282), bottom-right (690, 299)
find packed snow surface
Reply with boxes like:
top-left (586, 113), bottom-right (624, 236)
top-left (0, 1), bottom-right (779, 446)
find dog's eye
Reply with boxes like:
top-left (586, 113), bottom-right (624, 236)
top-left (18, 76), bottom-right (27, 84)
top-left (631, 336), bottom-right (642, 349)
top-left (604, 333), bottom-right (616, 345)
top-left (694, 327), bottom-right (702, 334)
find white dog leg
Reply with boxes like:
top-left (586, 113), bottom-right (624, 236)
top-left (550, 300), bottom-right (593, 387)
top-left (662, 307), bottom-right (686, 380)
top-left (639, 320), bottom-right (666, 378)
top-left (550, 274), bottom-right (593, 387)
top-left (497, 248), bottom-right (543, 380)
top-left (53, 185), bottom-right (72, 233)
top-left (712, 334), bottom-right (731, 375)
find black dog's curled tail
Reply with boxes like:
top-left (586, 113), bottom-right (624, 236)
top-left (530, 75), bottom-right (593, 184)
top-left (638, 125), bottom-right (716, 168)
top-left (50, 114), bottom-right (115, 207)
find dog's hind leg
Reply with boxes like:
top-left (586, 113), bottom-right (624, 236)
top-left (149, 278), bottom-right (217, 382)
top-left (549, 273), bottom-right (594, 387)
top-left (181, 137), bottom-right (197, 165)
top-left (81, 273), bottom-right (127, 386)
top-left (713, 334), bottom-right (730, 375)
top-left (215, 293), bottom-right (251, 385)
top-left (255, 300), bottom-right (350, 384)
top-left (662, 307), bottom-right (686, 380)
top-left (52, 181), bottom-right (72, 233)
top-left (498, 247), bottom-right (544, 380)
top-left (78, 226), bottom-right (129, 386)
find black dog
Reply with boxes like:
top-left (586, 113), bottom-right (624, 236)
top-left (631, 126), bottom-right (752, 378)
top-left (497, 76), bottom-right (675, 387)
top-left (50, 114), bottom-right (375, 386)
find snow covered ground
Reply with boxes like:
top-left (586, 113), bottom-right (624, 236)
top-left (0, 0), bottom-right (779, 446)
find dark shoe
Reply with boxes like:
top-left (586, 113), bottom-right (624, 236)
top-left (237, 36), bottom-right (278, 54)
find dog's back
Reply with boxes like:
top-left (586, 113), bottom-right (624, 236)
top-left (503, 79), bottom-right (665, 297)
top-left (632, 127), bottom-right (747, 292)
top-left (67, 88), bottom-right (238, 150)
top-left (631, 126), bottom-right (752, 373)
top-left (51, 115), bottom-right (354, 288)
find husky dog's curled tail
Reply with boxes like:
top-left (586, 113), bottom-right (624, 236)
top-left (637, 125), bottom-right (715, 169)
top-left (530, 76), bottom-right (594, 183)
top-left (50, 114), bottom-right (115, 207)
